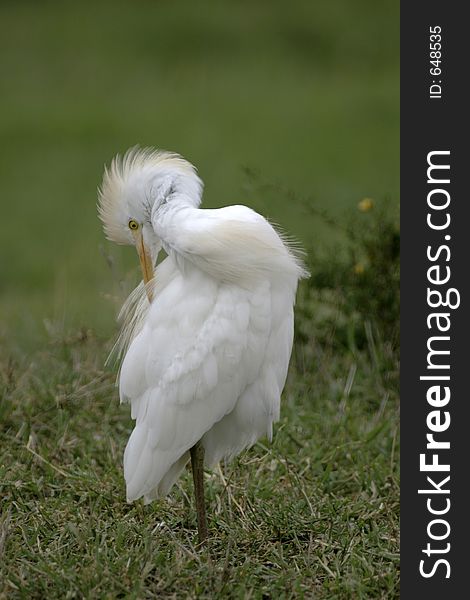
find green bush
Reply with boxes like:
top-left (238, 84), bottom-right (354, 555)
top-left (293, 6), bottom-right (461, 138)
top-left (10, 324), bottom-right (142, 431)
top-left (300, 198), bottom-right (399, 350)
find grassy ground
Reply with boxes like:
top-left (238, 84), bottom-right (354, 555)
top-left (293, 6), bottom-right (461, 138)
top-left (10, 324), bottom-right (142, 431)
top-left (1, 1), bottom-right (399, 597)
top-left (0, 281), bottom-right (399, 599)
top-left (1, 204), bottom-right (400, 598)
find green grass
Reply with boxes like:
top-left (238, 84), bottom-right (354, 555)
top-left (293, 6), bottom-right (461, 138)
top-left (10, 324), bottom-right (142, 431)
top-left (0, 292), bottom-right (399, 598)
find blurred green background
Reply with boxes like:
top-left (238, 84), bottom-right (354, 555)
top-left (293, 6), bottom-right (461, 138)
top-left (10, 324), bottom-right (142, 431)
top-left (0, 0), bottom-right (399, 351)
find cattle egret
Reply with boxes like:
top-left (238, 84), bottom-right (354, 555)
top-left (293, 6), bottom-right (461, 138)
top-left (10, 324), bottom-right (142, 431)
top-left (98, 147), bottom-right (307, 542)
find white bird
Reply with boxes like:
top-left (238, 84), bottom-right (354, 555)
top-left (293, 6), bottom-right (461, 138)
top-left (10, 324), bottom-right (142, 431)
top-left (98, 147), bottom-right (307, 542)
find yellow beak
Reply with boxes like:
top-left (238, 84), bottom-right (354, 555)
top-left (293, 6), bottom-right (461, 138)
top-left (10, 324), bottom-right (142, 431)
top-left (135, 230), bottom-right (154, 302)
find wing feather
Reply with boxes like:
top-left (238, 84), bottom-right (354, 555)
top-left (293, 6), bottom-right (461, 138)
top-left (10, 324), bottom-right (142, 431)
top-left (122, 272), bottom-right (271, 501)
top-left (202, 282), bottom-right (294, 464)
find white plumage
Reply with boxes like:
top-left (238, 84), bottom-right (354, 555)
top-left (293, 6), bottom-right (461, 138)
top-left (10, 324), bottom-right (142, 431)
top-left (98, 147), bottom-right (307, 505)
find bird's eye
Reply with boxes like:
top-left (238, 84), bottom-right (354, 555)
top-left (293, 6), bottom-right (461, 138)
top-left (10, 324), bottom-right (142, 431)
top-left (128, 219), bottom-right (139, 231)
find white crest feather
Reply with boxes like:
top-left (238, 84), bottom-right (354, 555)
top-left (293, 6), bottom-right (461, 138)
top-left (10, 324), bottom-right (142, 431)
top-left (97, 146), bottom-right (203, 244)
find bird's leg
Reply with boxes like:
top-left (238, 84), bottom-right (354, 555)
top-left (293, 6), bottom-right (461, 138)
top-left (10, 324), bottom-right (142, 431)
top-left (190, 440), bottom-right (208, 544)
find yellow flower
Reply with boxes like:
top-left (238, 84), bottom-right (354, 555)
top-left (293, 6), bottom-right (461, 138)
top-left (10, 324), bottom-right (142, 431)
top-left (358, 198), bottom-right (374, 212)
top-left (353, 263), bottom-right (365, 275)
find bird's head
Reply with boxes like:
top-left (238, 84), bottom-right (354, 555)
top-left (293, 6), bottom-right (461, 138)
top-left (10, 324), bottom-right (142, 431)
top-left (98, 146), bottom-right (203, 293)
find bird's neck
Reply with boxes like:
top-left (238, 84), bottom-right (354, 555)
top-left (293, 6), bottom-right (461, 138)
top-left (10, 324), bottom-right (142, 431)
top-left (152, 195), bottom-right (197, 250)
